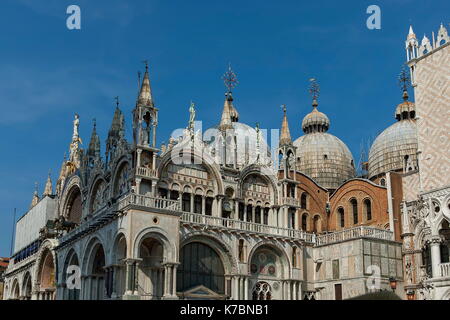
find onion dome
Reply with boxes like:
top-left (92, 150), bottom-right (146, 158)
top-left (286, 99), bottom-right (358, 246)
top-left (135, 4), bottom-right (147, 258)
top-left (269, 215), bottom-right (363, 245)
top-left (368, 69), bottom-right (418, 179)
top-left (294, 79), bottom-right (355, 189)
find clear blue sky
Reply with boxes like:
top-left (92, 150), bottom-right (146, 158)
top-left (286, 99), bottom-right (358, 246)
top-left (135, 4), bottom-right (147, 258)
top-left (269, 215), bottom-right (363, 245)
top-left (0, 0), bottom-right (448, 256)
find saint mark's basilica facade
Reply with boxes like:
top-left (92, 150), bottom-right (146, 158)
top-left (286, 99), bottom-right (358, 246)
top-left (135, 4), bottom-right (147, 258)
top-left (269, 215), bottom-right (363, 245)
top-left (2, 24), bottom-right (449, 300)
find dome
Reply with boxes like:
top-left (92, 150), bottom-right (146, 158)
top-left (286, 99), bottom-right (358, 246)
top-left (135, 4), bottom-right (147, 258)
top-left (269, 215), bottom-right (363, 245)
top-left (302, 108), bottom-right (330, 133)
top-left (368, 90), bottom-right (418, 179)
top-left (368, 119), bottom-right (417, 179)
top-left (293, 132), bottom-right (355, 189)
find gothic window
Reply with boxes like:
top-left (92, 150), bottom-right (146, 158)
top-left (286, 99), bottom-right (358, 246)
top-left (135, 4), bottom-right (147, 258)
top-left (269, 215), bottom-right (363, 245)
top-left (289, 208), bottom-right (296, 229)
top-left (364, 199), bottom-right (372, 221)
top-left (252, 282), bottom-right (272, 300)
top-left (338, 207), bottom-right (345, 228)
top-left (238, 202), bottom-right (244, 220)
top-left (170, 190), bottom-right (179, 200)
top-left (380, 178), bottom-right (386, 186)
top-left (350, 199), bottom-right (358, 224)
top-left (177, 242), bottom-right (225, 294)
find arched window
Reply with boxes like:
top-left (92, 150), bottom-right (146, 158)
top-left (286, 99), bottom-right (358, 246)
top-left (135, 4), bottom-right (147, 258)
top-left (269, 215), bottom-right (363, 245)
top-left (194, 195), bottom-right (202, 214)
top-left (338, 207), bottom-right (345, 228)
top-left (263, 207), bottom-right (269, 225)
top-left (364, 199), bottom-right (372, 221)
top-left (252, 282), bottom-right (272, 300)
top-left (313, 216), bottom-right (320, 233)
top-left (380, 178), bottom-right (386, 186)
top-left (177, 242), bottom-right (225, 294)
top-left (255, 206), bottom-right (261, 224)
top-left (205, 197), bottom-right (213, 216)
top-left (301, 214), bottom-right (308, 231)
top-left (301, 193), bottom-right (307, 209)
top-left (238, 202), bottom-right (244, 221)
top-left (246, 204), bottom-right (253, 222)
top-left (350, 199), bottom-right (358, 224)
top-left (182, 193), bottom-right (191, 212)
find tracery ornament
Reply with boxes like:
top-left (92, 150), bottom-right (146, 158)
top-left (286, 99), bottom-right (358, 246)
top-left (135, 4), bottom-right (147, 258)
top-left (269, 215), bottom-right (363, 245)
top-left (116, 163), bottom-right (130, 196)
top-left (91, 181), bottom-right (108, 213)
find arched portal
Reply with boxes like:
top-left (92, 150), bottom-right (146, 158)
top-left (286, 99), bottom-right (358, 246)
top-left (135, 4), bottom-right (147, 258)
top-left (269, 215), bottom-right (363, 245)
top-left (10, 279), bottom-right (20, 300)
top-left (85, 243), bottom-right (106, 300)
top-left (38, 249), bottom-right (56, 300)
top-left (63, 250), bottom-right (80, 300)
top-left (177, 242), bottom-right (225, 297)
top-left (22, 272), bottom-right (32, 300)
top-left (113, 234), bottom-right (127, 298)
top-left (137, 237), bottom-right (165, 300)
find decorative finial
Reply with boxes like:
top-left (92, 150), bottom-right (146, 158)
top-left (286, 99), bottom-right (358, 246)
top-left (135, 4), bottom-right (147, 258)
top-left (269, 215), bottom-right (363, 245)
top-left (281, 104), bottom-right (287, 114)
top-left (309, 78), bottom-right (320, 107)
top-left (398, 66), bottom-right (410, 100)
top-left (222, 63), bottom-right (238, 94)
top-left (114, 96), bottom-right (120, 108)
top-left (142, 60), bottom-right (149, 72)
top-left (188, 100), bottom-right (196, 133)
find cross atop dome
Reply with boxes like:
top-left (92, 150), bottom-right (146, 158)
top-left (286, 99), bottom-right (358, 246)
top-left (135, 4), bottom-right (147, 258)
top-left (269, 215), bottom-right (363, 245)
top-left (398, 66), bottom-right (411, 101)
top-left (309, 78), bottom-right (320, 107)
top-left (222, 63), bottom-right (238, 94)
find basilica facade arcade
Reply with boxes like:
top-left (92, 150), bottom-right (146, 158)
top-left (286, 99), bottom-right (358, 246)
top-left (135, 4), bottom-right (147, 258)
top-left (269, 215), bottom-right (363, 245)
top-left (2, 24), bottom-right (449, 300)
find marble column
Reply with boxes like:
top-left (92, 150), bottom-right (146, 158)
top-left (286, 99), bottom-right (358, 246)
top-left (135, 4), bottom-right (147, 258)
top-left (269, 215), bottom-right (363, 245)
top-left (430, 237), bottom-right (442, 278)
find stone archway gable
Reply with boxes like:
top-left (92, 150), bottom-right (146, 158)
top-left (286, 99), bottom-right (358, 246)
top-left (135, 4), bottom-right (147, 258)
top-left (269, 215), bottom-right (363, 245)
top-left (111, 157), bottom-right (131, 197)
top-left (247, 241), bottom-right (291, 276)
top-left (132, 226), bottom-right (176, 262)
top-left (293, 171), bottom-right (328, 194)
top-left (157, 149), bottom-right (224, 195)
top-left (34, 239), bottom-right (58, 287)
top-left (180, 232), bottom-right (239, 274)
top-left (58, 174), bottom-right (83, 218)
top-left (294, 172), bottom-right (328, 210)
top-left (239, 165), bottom-right (279, 203)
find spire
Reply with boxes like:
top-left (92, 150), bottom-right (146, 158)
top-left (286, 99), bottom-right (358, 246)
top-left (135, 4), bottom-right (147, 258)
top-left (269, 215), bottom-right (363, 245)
top-left (30, 182), bottom-right (40, 209)
top-left (221, 64), bottom-right (239, 122)
top-left (87, 118), bottom-right (101, 159)
top-left (218, 93), bottom-right (233, 131)
top-left (395, 66), bottom-right (415, 121)
top-left (279, 105), bottom-right (292, 146)
top-left (398, 66), bottom-right (410, 101)
top-left (302, 78), bottom-right (330, 133)
top-left (137, 60), bottom-right (153, 106)
top-left (407, 25), bottom-right (416, 40)
top-left (43, 171), bottom-right (53, 196)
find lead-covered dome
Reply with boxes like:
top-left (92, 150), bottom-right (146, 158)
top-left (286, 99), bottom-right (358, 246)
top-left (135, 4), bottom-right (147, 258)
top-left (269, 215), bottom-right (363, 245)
top-left (294, 102), bottom-right (355, 190)
top-left (368, 91), bottom-right (418, 179)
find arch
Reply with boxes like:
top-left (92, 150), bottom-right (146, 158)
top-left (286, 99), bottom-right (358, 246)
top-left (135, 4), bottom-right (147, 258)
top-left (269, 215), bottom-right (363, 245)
top-left (363, 198), bottom-right (372, 221)
top-left (112, 159), bottom-right (131, 198)
top-left (83, 239), bottom-right (107, 300)
top-left (301, 193), bottom-right (308, 209)
top-left (59, 174), bottom-right (83, 223)
top-left (312, 214), bottom-right (322, 233)
top-left (337, 207), bottom-right (345, 228)
top-left (239, 165), bottom-right (279, 204)
top-left (177, 241), bottom-right (226, 294)
top-left (34, 239), bottom-right (58, 300)
top-left (62, 249), bottom-right (80, 300)
top-left (252, 281), bottom-right (272, 300)
top-left (157, 148), bottom-right (224, 195)
top-left (301, 212), bottom-right (309, 231)
top-left (247, 242), bottom-right (290, 279)
top-left (22, 272), bottom-right (32, 300)
top-left (133, 227), bottom-right (176, 263)
top-left (88, 176), bottom-right (108, 215)
top-left (10, 278), bottom-right (20, 300)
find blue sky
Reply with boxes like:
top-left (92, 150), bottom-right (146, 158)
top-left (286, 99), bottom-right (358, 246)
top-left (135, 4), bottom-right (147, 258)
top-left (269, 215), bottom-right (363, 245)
top-left (0, 0), bottom-right (448, 256)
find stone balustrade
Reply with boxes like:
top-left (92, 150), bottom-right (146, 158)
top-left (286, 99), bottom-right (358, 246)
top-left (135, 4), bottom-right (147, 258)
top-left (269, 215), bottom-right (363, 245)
top-left (281, 197), bottom-right (301, 207)
top-left (440, 262), bottom-right (450, 277)
top-left (136, 166), bottom-right (157, 179)
top-left (315, 226), bottom-right (394, 246)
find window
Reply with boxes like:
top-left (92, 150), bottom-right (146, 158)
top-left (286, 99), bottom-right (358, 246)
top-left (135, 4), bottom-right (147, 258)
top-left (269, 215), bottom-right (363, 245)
top-left (364, 199), bottom-right (372, 221)
top-left (263, 208), bottom-right (269, 225)
top-left (194, 195), bottom-right (202, 214)
top-left (301, 214), bottom-right (308, 231)
top-left (205, 197), bottom-right (213, 216)
top-left (182, 193), bottom-right (191, 212)
top-left (350, 199), bottom-right (358, 224)
top-left (380, 178), bottom-right (386, 186)
top-left (255, 207), bottom-right (261, 224)
top-left (238, 202), bottom-right (244, 221)
top-left (313, 216), bottom-right (320, 233)
top-left (246, 205), bottom-right (253, 222)
top-left (338, 207), bottom-right (345, 228)
top-left (177, 242), bottom-right (225, 294)
top-left (334, 284), bottom-right (342, 300)
top-left (301, 193), bottom-right (307, 209)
